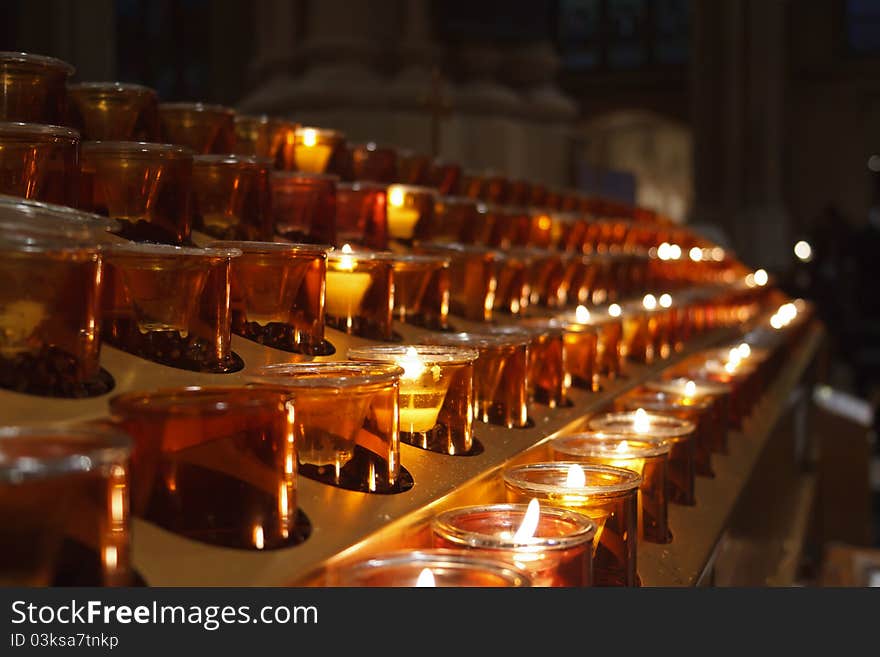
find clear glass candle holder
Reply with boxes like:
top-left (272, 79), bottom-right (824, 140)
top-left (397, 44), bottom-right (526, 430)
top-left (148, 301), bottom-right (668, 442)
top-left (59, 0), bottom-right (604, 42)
top-left (588, 411), bottom-right (697, 506)
top-left (646, 377), bottom-right (732, 453)
top-left (503, 462), bottom-right (641, 587)
top-left (0, 194), bottom-right (118, 243)
top-left (67, 82), bottom-right (159, 140)
top-left (102, 243), bottom-right (242, 373)
top-left (270, 171), bottom-right (338, 245)
top-left (192, 154), bottom-right (272, 241)
top-left (329, 549), bottom-right (530, 587)
top-left (0, 122), bottom-right (79, 207)
top-left (0, 424), bottom-right (132, 586)
top-left (0, 51), bottom-right (74, 124)
top-left (80, 141), bottom-right (193, 245)
top-left (249, 362), bottom-right (407, 493)
top-left (413, 242), bottom-right (501, 322)
top-left (293, 127), bottom-right (344, 173)
top-left (158, 102), bottom-right (236, 154)
top-left (431, 503), bottom-right (596, 586)
top-left (233, 114), bottom-right (297, 170)
top-left (336, 182), bottom-right (388, 250)
top-left (550, 432), bottom-right (671, 544)
top-left (348, 345), bottom-right (479, 455)
top-left (350, 142), bottom-right (398, 183)
top-left (109, 386), bottom-right (305, 550)
top-left (426, 331), bottom-right (530, 428)
top-left (324, 247), bottom-right (394, 340)
top-left (490, 321), bottom-right (568, 408)
top-left (0, 236), bottom-right (109, 398)
top-left (386, 184), bottom-right (436, 245)
top-left (208, 240), bottom-right (331, 356)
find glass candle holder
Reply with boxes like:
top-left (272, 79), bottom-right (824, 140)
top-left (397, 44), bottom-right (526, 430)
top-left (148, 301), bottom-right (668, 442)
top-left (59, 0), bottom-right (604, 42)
top-left (492, 251), bottom-right (530, 316)
top-left (271, 171), bottom-right (338, 245)
top-left (0, 424), bottom-right (132, 586)
top-left (517, 248), bottom-right (566, 310)
top-left (109, 386), bottom-right (306, 550)
top-left (382, 252), bottom-right (450, 330)
top-left (67, 82), bottom-right (159, 140)
top-left (249, 362), bottom-right (407, 493)
top-left (192, 155), bottom-right (272, 241)
top-left (293, 126), bottom-right (344, 173)
top-left (558, 305), bottom-right (625, 382)
top-left (503, 462), bottom-right (640, 587)
top-left (432, 196), bottom-right (478, 244)
top-left (646, 377), bottom-right (731, 453)
top-left (348, 345), bottom-right (478, 455)
top-left (427, 159), bottom-right (461, 195)
top-left (491, 320), bottom-right (568, 408)
top-left (80, 141), bottom-right (193, 245)
top-left (550, 433), bottom-right (671, 544)
top-left (555, 212), bottom-right (590, 253)
top-left (0, 122), bottom-right (79, 206)
top-left (351, 142), bottom-right (398, 183)
top-left (431, 503), bottom-right (596, 586)
top-left (588, 411), bottom-right (697, 506)
top-left (486, 205), bottom-right (530, 248)
top-left (330, 549), bottom-right (530, 587)
top-left (458, 200), bottom-right (494, 245)
top-left (386, 184), bottom-right (436, 244)
top-left (618, 299), bottom-right (661, 364)
top-left (0, 51), bottom-right (74, 123)
top-left (0, 237), bottom-right (108, 398)
top-left (208, 240), bottom-right (331, 356)
top-left (233, 114), bottom-right (297, 169)
top-left (426, 331), bottom-right (530, 428)
top-left (412, 243), bottom-right (500, 322)
top-left (324, 246), bottom-right (394, 340)
top-left (617, 390), bottom-right (716, 477)
top-left (396, 149), bottom-right (431, 185)
top-left (336, 182), bottom-right (388, 250)
top-left (0, 194), bottom-right (118, 243)
top-left (158, 102), bottom-right (236, 154)
top-left (102, 243), bottom-right (242, 373)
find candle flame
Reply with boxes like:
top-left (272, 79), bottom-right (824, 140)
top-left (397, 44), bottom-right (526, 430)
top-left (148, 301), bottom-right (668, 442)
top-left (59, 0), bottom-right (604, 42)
top-left (659, 293), bottom-right (672, 308)
top-left (737, 343), bottom-right (751, 359)
top-left (389, 186), bottom-right (405, 207)
top-left (399, 346), bottom-right (426, 380)
top-left (684, 380), bottom-right (697, 398)
top-left (302, 128), bottom-right (317, 147)
top-left (336, 243), bottom-right (356, 271)
top-left (575, 305), bottom-right (591, 323)
top-left (634, 408), bottom-right (650, 433)
top-left (252, 524), bottom-right (265, 550)
top-left (512, 498), bottom-right (541, 542)
top-left (754, 269), bottom-right (769, 286)
top-left (642, 294), bottom-right (657, 310)
top-left (608, 303), bottom-right (622, 317)
top-left (565, 463), bottom-right (586, 488)
top-left (416, 568), bottom-right (436, 587)
top-left (615, 440), bottom-right (631, 454)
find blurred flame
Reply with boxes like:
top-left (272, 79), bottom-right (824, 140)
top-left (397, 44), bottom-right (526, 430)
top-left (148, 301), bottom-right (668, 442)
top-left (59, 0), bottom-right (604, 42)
top-left (512, 498), bottom-right (541, 542)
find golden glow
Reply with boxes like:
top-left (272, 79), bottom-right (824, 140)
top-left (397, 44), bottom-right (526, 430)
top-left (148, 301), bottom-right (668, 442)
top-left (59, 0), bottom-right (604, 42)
top-left (684, 380), bottom-right (697, 398)
top-left (754, 269), bottom-right (769, 286)
top-left (616, 440), bottom-right (630, 454)
top-left (642, 294), bottom-right (657, 311)
top-left (794, 240), bottom-right (813, 262)
top-left (575, 305), bottom-right (591, 323)
top-left (103, 546), bottom-right (118, 570)
top-left (416, 568), bottom-right (436, 587)
top-left (608, 303), bottom-right (622, 317)
top-left (336, 243), bottom-right (356, 271)
top-left (512, 498), bottom-right (541, 542)
top-left (302, 128), bottom-right (317, 147)
top-left (657, 242), bottom-right (671, 260)
top-left (745, 273), bottom-right (756, 288)
top-left (389, 186), bottom-right (405, 208)
top-left (689, 246), bottom-right (703, 262)
top-left (537, 214), bottom-right (552, 231)
top-left (253, 525), bottom-right (265, 550)
top-left (658, 293), bottom-right (672, 308)
top-left (399, 346), bottom-right (427, 380)
top-left (633, 408), bottom-right (650, 433)
top-left (565, 463), bottom-right (586, 488)
top-left (770, 314), bottom-right (784, 329)
top-left (669, 244), bottom-right (682, 260)
top-left (737, 343), bottom-right (751, 359)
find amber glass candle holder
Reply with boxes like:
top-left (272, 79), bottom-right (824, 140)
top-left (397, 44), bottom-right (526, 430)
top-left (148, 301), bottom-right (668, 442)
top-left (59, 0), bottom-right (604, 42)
top-left (646, 377), bottom-right (731, 453)
top-left (503, 462), bottom-right (640, 587)
top-left (250, 362), bottom-right (408, 493)
top-left (192, 155), bottom-right (272, 241)
top-left (0, 424), bottom-right (132, 586)
top-left (0, 122), bottom-right (79, 207)
top-left (426, 332), bottom-right (530, 428)
top-left (159, 102), bottom-right (236, 154)
top-left (432, 196), bottom-right (478, 244)
top-left (330, 549), bottom-right (530, 587)
top-left (110, 386), bottom-right (307, 550)
top-left (102, 243), bottom-right (242, 373)
top-left (386, 184), bottom-right (436, 245)
top-left (0, 237), bottom-right (109, 398)
top-left (427, 159), bottom-right (461, 195)
top-left (208, 240), bottom-right (331, 356)
top-left (493, 251), bottom-right (530, 316)
top-left (618, 299), bottom-right (661, 364)
top-left (558, 305), bottom-right (624, 382)
top-left (0, 194), bottom-right (117, 243)
top-left (492, 320), bottom-right (568, 408)
top-left (431, 503), bottom-right (596, 586)
top-left (271, 171), bottom-right (337, 245)
top-left (293, 126), bottom-right (344, 173)
top-left (0, 52), bottom-right (74, 123)
top-left (67, 82), bottom-right (159, 140)
top-left (519, 248), bottom-right (566, 309)
top-left (550, 433), bottom-right (671, 544)
top-left (233, 114), bottom-right (297, 169)
top-left (396, 149), bottom-right (431, 185)
top-left (562, 254), bottom-right (604, 307)
top-left (348, 345), bottom-right (479, 455)
top-left (325, 247), bottom-right (394, 340)
top-left (588, 411), bottom-right (697, 506)
top-left (458, 200), bottom-right (494, 245)
top-left (80, 141), bottom-right (193, 245)
top-left (412, 243), bottom-right (500, 322)
top-left (350, 142), bottom-right (398, 183)
top-left (336, 182), bottom-right (388, 250)
top-left (382, 252), bottom-right (450, 330)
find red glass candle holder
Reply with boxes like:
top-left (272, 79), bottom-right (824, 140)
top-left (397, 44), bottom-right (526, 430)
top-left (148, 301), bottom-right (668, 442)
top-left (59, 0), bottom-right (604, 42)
top-left (427, 159), bottom-right (461, 195)
top-left (102, 243), bottom-right (242, 373)
top-left (233, 114), bottom-right (297, 169)
top-left (413, 242), bottom-right (501, 322)
top-left (386, 184), bottom-right (436, 245)
top-left (325, 247), bottom-right (394, 341)
top-left (109, 386), bottom-right (305, 550)
top-left (0, 194), bottom-right (117, 243)
top-left (490, 320), bottom-right (568, 408)
top-left (0, 51), bottom-right (74, 124)
top-left (646, 377), bottom-right (731, 453)
top-left (0, 424), bottom-right (132, 586)
top-left (80, 141), bottom-right (193, 245)
top-left (67, 82), bottom-right (159, 141)
top-left (192, 155), bottom-right (272, 241)
top-left (158, 102), bottom-right (236, 154)
top-left (432, 196), bottom-right (478, 244)
top-left (329, 549), bottom-right (530, 587)
top-left (426, 331), bottom-right (530, 428)
top-left (0, 122), bottom-right (79, 206)
top-left (431, 503), bottom-right (596, 586)
top-left (396, 149), bottom-right (431, 185)
top-left (293, 127), bottom-right (344, 174)
top-left (348, 345), bottom-right (479, 455)
top-left (588, 411), bottom-right (697, 506)
top-left (208, 240), bottom-right (331, 355)
top-left (271, 171), bottom-right (337, 245)
top-left (503, 462), bottom-right (640, 587)
top-left (336, 182), bottom-right (388, 250)
top-left (350, 142), bottom-right (398, 183)
top-left (250, 362), bottom-right (408, 493)
top-left (549, 433), bottom-right (671, 544)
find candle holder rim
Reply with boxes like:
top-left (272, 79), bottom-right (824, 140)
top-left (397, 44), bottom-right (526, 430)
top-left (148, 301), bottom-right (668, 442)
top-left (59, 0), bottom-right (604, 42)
top-left (348, 344), bottom-right (479, 365)
top-left (109, 385), bottom-right (294, 417)
top-left (550, 432), bottom-right (672, 458)
top-left (369, 252), bottom-right (451, 268)
top-left (81, 140), bottom-right (193, 158)
top-left (192, 153), bottom-right (269, 167)
top-left (503, 461), bottom-right (642, 496)
top-left (250, 361), bottom-right (404, 389)
top-left (426, 331), bottom-right (531, 349)
top-left (431, 503), bottom-right (597, 551)
top-left (646, 377), bottom-right (731, 396)
top-left (206, 240), bottom-right (331, 257)
top-left (587, 411), bottom-right (696, 439)
top-left (0, 121), bottom-right (79, 141)
top-left (234, 113), bottom-right (297, 128)
top-left (0, 235), bottom-right (102, 256)
top-left (68, 81), bottom-right (157, 96)
top-left (270, 170), bottom-right (340, 182)
top-left (436, 195), bottom-right (481, 207)
top-left (337, 181), bottom-right (388, 192)
top-left (486, 324), bottom-right (556, 340)
top-left (104, 242), bottom-right (242, 260)
top-left (0, 50), bottom-right (75, 75)
top-left (387, 183), bottom-right (438, 196)
top-left (294, 126), bottom-right (344, 139)
top-left (412, 241), bottom-right (501, 257)
top-left (0, 194), bottom-right (117, 233)
top-left (556, 309), bottom-right (621, 328)
top-left (619, 391), bottom-right (713, 412)
top-left (350, 140), bottom-right (397, 152)
top-left (158, 101), bottom-right (236, 115)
